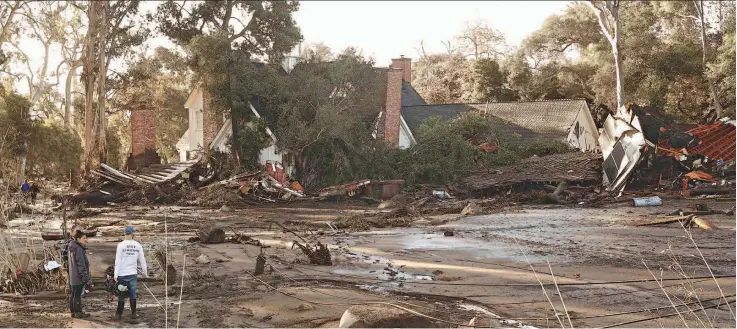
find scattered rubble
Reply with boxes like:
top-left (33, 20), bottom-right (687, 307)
top-left (460, 202), bottom-right (481, 215)
top-left (195, 254), bottom-right (211, 265)
top-left (338, 304), bottom-right (442, 328)
top-left (293, 241), bottom-right (332, 266)
top-left (635, 214), bottom-right (715, 230)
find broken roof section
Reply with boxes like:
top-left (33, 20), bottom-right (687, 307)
top-left (685, 121), bottom-right (736, 162)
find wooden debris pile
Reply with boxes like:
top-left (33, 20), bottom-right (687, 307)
top-left (464, 152), bottom-right (602, 191)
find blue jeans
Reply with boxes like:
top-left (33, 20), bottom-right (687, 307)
top-left (117, 275), bottom-right (138, 301)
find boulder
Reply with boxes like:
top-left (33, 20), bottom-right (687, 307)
top-left (197, 225), bottom-right (226, 244)
top-left (255, 284), bottom-right (269, 292)
top-left (296, 303), bottom-right (315, 312)
top-left (339, 304), bottom-right (440, 328)
top-left (195, 254), bottom-right (211, 264)
top-left (461, 202), bottom-right (482, 216)
top-left (468, 316), bottom-right (503, 327)
top-left (219, 205), bottom-right (232, 212)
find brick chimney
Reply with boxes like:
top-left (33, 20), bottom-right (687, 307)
top-left (130, 106), bottom-right (156, 157)
top-left (391, 55), bottom-right (412, 84)
top-left (383, 68), bottom-right (404, 148)
top-left (128, 105), bottom-right (160, 169)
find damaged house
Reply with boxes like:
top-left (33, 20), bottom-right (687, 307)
top-left (175, 52), bottom-right (301, 174)
top-left (372, 57), bottom-right (600, 152)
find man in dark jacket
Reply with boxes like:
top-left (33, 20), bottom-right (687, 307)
top-left (62, 224), bottom-right (80, 316)
top-left (68, 231), bottom-right (91, 318)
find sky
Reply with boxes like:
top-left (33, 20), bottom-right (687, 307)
top-left (11, 1), bottom-right (573, 97)
top-left (292, 1), bottom-right (571, 65)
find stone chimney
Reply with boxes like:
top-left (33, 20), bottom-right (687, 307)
top-left (391, 55), bottom-right (412, 84)
top-left (382, 68), bottom-right (404, 148)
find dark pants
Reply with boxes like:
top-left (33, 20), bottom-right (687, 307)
top-left (117, 275), bottom-right (138, 315)
top-left (70, 283), bottom-right (84, 313)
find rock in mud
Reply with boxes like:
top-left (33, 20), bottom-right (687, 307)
top-left (255, 284), bottom-right (269, 292)
top-left (296, 303), bottom-right (315, 312)
top-left (195, 254), bottom-right (211, 264)
top-left (468, 316), bottom-right (503, 327)
top-left (339, 304), bottom-right (440, 328)
top-left (197, 225), bottom-right (226, 244)
top-left (461, 202), bottom-right (482, 215)
top-left (219, 205), bottom-right (232, 212)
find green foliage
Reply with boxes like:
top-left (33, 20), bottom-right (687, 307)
top-left (228, 118), bottom-right (272, 171)
top-left (401, 116), bottom-right (480, 186)
top-left (396, 113), bottom-right (572, 186)
top-left (473, 59), bottom-right (517, 102)
top-left (111, 47), bottom-right (190, 164)
top-left (0, 90), bottom-right (82, 180)
top-left (508, 1), bottom-right (735, 121)
top-left (709, 31), bottom-right (736, 118)
top-left (264, 48), bottom-right (385, 188)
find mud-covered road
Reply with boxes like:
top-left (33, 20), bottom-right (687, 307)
top-left (1, 196), bottom-right (735, 328)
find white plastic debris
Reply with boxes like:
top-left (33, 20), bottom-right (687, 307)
top-left (44, 260), bottom-right (61, 271)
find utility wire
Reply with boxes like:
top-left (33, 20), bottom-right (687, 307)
top-left (514, 295), bottom-right (736, 321)
top-left (600, 299), bottom-right (736, 328)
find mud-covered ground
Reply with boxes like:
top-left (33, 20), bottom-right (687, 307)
top-left (1, 196), bottom-right (735, 328)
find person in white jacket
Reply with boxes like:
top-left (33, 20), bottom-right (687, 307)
top-left (113, 226), bottom-right (148, 321)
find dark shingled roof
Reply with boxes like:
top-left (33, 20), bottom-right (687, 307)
top-left (401, 82), bottom-right (427, 107)
top-left (401, 99), bottom-right (589, 142)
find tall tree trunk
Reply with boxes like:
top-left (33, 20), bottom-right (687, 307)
top-left (70, 76), bottom-right (80, 188)
top-left (227, 62), bottom-right (241, 168)
top-left (588, 1), bottom-right (624, 111)
top-left (612, 13), bottom-right (624, 111)
top-left (696, 0), bottom-right (724, 119)
top-left (83, 2), bottom-right (97, 173)
top-left (221, 2), bottom-right (242, 168)
top-left (97, 1), bottom-right (107, 164)
top-left (63, 66), bottom-right (75, 130)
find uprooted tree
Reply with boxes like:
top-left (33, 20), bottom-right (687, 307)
top-left (266, 48), bottom-right (392, 188)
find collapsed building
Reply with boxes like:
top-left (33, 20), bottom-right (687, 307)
top-left (599, 104), bottom-right (735, 193)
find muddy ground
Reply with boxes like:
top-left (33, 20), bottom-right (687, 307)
top-left (1, 196), bottom-right (735, 328)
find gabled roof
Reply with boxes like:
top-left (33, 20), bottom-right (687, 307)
top-left (401, 99), bottom-right (589, 141)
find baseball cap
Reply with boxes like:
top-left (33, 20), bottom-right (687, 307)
top-left (124, 226), bottom-right (136, 235)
